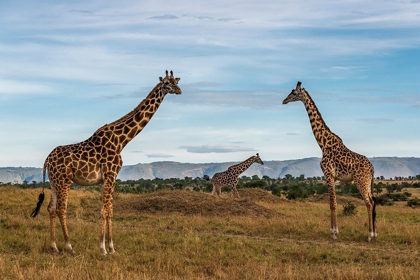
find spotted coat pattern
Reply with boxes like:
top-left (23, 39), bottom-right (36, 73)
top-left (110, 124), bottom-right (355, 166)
top-left (211, 154), bottom-right (264, 197)
top-left (283, 82), bottom-right (377, 241)
top-left (42, 71), bottom-right (181, 254)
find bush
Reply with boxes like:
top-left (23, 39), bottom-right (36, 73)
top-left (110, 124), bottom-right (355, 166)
top-left (271, 186), bottom-right (282, 197)
top-left (375, 195), bottom-right (395, 206)
top-left (343, 202), bottom-right (357, 216)
top-left (407, 197), bottom-right (420, 208)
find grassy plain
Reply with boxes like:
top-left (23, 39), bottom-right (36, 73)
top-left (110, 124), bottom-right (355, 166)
top-left (0, 186), bottom-right (419, 280)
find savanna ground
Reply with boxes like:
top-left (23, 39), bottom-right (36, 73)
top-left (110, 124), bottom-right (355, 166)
top-left (0, 186), bottom-right (419, 280)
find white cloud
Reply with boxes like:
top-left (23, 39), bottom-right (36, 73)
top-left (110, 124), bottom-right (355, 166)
top-left (0, 79), bottom-right (53, 95)
top-left (146, 153), bottom-right (174, 158)
top-left (180, 144), bottom-right (256, 153)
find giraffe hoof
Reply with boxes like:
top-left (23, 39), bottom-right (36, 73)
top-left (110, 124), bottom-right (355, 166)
top-left (109, 249), bottom-right (116, 254)
top-left (51, 247), bottom-right (59, 254)
top-left (100, 248), bottom-right (108, 255)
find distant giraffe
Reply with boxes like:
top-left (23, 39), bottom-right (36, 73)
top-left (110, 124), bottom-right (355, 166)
top-left (31, 71), bottom-right (182, 254)
top-left (283, 82), bottom-right (377, 241)
top-left (211, 153), bottom-right (264, 197)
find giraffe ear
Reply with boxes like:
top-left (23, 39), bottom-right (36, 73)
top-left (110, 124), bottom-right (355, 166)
top-left (159, 77), bottom-right (163, 82)
top-left (175, 77), bottom-right (180, 82)
top-left (296, 81), bottom-right (302, 90)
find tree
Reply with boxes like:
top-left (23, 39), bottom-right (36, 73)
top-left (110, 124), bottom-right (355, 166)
top-left (284, 174), bottom-right (293, 180)
top-left (203, 175), bottom-right (210, 181)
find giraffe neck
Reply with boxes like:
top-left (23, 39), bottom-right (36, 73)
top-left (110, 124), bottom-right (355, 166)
top-left (100, 84), bottom-right (167, 152)
top-left (228, 156), bottom-right (256, 176)
top-left (301, 90), bottom-right (336, 150)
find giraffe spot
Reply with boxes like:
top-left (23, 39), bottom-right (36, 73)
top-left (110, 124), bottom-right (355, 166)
top-left (123, 126), bottom-right (130, 135)
top-left (134, 112), bottom-right (143, 122)
top-left (101, 137), bottom-right (108, 146)
top-left (127, 129), bottom-right (136, 139)
top-left (139, 120), bottom-right (148, 128)
top-left (128, 121), bottom-right (136, 128)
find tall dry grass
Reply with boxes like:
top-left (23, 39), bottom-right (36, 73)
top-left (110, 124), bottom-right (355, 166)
top-left (0, 186), bottom-right (419, 280)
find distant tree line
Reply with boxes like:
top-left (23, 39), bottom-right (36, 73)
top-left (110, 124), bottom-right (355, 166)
top-left (2, 174), bottom-right (420, 207)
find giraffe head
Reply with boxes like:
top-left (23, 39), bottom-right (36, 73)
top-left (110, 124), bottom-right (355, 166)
top-left (283, 81), bottom-right (305, 104)
top-left (254, 153), bottom-right (264, 165)
top-left (159, 70), bottom-right (182, 95)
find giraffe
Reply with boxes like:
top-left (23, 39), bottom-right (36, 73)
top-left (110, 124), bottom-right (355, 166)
top-left (283, 82), bottom-right (377, 241)
top-left (31, 70), bottom-right (182, 255)
top-left (211, 153), bottom-right (264, 197)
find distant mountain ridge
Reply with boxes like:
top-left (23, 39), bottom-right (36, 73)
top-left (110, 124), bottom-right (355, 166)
top-left (1, 157), bottom-right (420, 184)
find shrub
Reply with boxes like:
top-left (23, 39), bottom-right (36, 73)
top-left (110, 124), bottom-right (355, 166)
top-left (407, 197), bottom-right (420, 208)
top-left (272, 186), bottom-right (282, 197)
top-left (343, 201), bottom-right (357, 216)
top-left (375, 195), bottom-right (395, 206)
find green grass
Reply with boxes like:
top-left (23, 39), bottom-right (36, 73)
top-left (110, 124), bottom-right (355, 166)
top-left (0, 186), bottom-right (419, 279)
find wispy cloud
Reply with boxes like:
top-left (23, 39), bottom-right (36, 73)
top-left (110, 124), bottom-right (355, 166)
top-left (356, 118), bottom-right (394, 123)
top-left (148, 14), bottom-right (178, 20)
top-left (180, 144), bottom-right (256, 153)
top-left (146, 153), bottom-right (174, 158)
top-left (0, 79), bottom-right (53, 95)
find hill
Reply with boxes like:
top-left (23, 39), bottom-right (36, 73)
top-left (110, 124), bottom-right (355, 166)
top-left (1, 157), bottom-right (420, 184)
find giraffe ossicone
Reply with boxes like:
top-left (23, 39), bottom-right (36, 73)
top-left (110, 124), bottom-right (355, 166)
top-left (31, 70), bottom-right (182, 254)
top-left (283, 81), bottom-right (377, 241)
top-left (211, 153), bottom-right (264, 197)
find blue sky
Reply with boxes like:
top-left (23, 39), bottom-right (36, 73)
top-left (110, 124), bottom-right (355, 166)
top-left (1, 0), bottom-right (419, 167)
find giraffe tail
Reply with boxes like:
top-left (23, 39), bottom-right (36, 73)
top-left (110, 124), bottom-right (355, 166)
top-left (30, 159), bottom-right (47, 218)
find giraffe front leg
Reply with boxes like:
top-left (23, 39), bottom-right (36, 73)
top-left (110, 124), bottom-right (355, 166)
top-left (107, 189), bottom-right (115, 254)
top-left (100, 204), bottom-right (108, 255)
top-left (326, 177), bottom-right (338, 239)
top-left (100, 175), bottom-right (117, 255)
top-left (231, 185), bottom-right (240, 198)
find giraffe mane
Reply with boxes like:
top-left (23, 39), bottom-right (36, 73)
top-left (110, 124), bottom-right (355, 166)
top-left (228, 156), bottom-right (255, 170)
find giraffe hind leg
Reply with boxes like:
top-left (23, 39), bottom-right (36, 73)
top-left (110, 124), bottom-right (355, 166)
top-left (355, 178), bottom-right (376, 242)
top-left (47, 185), bottom-right (59, 253)
top-left (56, 180), bottom-right (74, 254)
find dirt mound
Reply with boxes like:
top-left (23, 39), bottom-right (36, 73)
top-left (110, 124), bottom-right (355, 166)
top-left (238, 188), bottom-right (286, 203)
top-left (115, 190), bottom-right (277, 218)
top-left (309, 193), bottom-right (365, 206)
